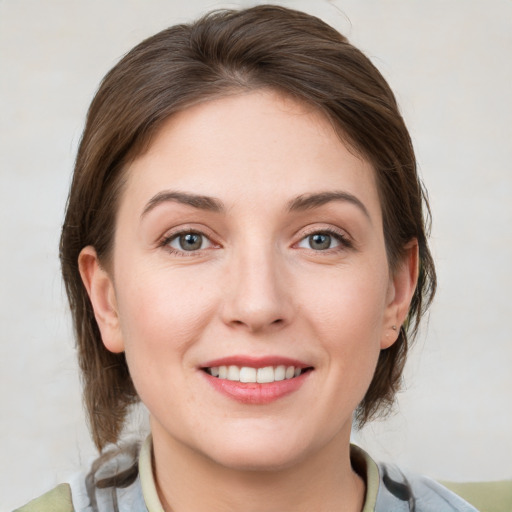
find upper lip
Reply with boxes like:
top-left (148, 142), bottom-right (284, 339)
top-left (200, 355), bottom-right (311, 369)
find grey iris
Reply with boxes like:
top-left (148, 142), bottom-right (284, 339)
top-left (180, 233), bottom-right (202, 250)
top-left (309, 233), bottom-right (331, 250)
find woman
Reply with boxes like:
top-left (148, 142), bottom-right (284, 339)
top-left (16, 5), bottom-right (478, 512)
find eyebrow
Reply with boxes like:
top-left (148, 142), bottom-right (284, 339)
top-left (141, 191), bottom-right (224, 218)
top-left (141, 189), bottom-right (370, 220)
top-left (287, 191), bottom-right (370, 220)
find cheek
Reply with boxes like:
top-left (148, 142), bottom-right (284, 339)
top-left (303, 265), bottom-right (388, 335)
top-left (114, 263), bottom-right (219, 364)
top-left (112, 264), bottom-right (222, 418)
top-left (300, 266), bottom-right (388, 378)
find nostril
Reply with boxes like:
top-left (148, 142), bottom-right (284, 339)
top-left (227, 316), bottom-right (286, 332)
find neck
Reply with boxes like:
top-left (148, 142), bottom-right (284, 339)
top-left (150, 422), bottom-right (365, 512)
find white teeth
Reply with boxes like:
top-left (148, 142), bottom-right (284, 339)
top-left (257, 366), bottom-right (274, 383)
top-left (227, 365), bottom-right (240, 381)
top-left (240, 366), bottom-right (257, 383)
top-left (207, 364), bottom-right (306, 383)
top-left (274, 365), bottom-right (286, 381)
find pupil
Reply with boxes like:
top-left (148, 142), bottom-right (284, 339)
top-left (310, 233), bottom-right (331, 250)
top-left (180, 233), bottom-right (201, 250)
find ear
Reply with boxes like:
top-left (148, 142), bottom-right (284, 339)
top-left (78, 246), bottom-right (125, 353)
top-left (381, 240), bottom-right (419, 349)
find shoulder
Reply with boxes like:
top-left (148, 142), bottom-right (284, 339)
top-left (377, 462), bottom-right (482, 512)
top-left (351, 444), bottom-right (482, 511)
top-left (441, 480), bottom-right (512, 512)
top-left (13, 471), bottom-right (146, 512)
top-left (13, 442), bottom-right (148, 512)
top-left (13, 483), bottom-right (75, 512)
top-left (351, 444), bottom-right (489, 512)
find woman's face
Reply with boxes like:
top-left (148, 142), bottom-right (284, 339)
top-left (83, 89), bottom-right (414, 470)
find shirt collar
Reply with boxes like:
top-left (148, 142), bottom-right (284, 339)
top-left (139, 435), bottom-right (165, 512)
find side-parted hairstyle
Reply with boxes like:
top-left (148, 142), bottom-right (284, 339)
top-left (60, 5), bottom-right (436, 451)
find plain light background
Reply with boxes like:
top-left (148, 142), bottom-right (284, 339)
top-left (1, 0), bottom-right (511, 509)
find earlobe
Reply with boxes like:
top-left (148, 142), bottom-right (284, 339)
top-left (381, 240), bottom-right (419, 349)
top-left (78, 246), bottom-right (125, 353)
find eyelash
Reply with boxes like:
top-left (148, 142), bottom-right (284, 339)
top-left (296, 227), bottom-right (353, 253)
top-left (159, 227), bottom-right (353, 256)
top-left (160, 229), bottom-right (218, 257)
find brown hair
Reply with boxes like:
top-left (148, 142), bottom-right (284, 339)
top-left (60, 5), bottom-right (436, 451)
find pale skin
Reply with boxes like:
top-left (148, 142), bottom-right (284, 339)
top-left (79, 89), bottom-right (418, 512)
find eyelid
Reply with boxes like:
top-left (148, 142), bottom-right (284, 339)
top-left (293, 225), bottom-right (354, 251)
top-left (159, 224), bottom-right (222, 255)
top-left (168, 231), bottom-right (213, 251)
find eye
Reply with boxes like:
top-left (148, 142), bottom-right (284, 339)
top-left (167, 231), bottom-right (213, 252)
top-left (297, 231), bottom-right (345, 251)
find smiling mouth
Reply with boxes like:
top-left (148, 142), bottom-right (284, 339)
top-left (203, 365), bottom-right (312, 384)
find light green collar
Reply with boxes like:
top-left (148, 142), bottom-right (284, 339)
top-left (350, 444), bottom-right (380, 512)
top-left (139, 435), bottom-right (165, 512)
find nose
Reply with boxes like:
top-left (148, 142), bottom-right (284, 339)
top-left (221, 246), bottom-right (292, 334)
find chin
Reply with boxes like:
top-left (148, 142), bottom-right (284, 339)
top-left (198, 428), bottom-right (319, 472)
top-left (209, 446), bottom-right (305, 472)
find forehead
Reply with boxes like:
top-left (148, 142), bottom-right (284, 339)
top-left (120, 89), bottom-right (381, 220)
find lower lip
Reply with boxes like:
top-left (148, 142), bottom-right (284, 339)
top-left (202, 371), bottom-right (311, 405)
